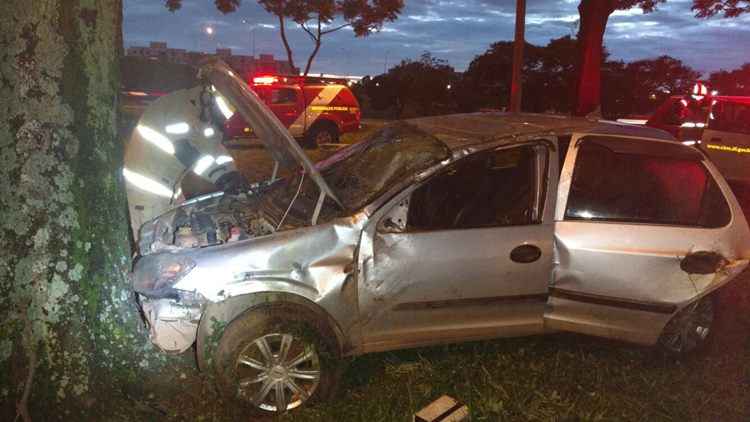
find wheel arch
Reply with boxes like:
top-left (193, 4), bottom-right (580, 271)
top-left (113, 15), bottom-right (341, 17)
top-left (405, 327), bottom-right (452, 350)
top-left (307, 117), bottom-right (341, 138)
top-left (196, 291), bottom-right (346, 372)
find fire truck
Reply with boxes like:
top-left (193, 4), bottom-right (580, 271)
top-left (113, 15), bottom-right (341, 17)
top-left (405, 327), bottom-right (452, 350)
top-left (645, 82), bottom-right (750, 188)
top-left (224, 74), bottom-right (361, 148)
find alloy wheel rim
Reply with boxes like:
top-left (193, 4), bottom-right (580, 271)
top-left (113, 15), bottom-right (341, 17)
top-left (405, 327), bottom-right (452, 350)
top-left (315, 130), bottom-right (333, 145)
top-left (661, 298), bottom-right (714, 353)
top-left (235, 332), bottom-right (321, 413)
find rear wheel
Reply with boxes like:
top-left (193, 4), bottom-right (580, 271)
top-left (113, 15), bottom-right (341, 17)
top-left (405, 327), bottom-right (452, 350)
top-left (305, 124), bottom-right (338, 149)
top-left (214, 304), bottom-right (341, 415)
top-left (658, 295), bottom-right (715, 355)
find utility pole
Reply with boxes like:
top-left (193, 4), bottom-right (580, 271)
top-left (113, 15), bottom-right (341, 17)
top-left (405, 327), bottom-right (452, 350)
top-left (510, 0), bottom-right (526, 113)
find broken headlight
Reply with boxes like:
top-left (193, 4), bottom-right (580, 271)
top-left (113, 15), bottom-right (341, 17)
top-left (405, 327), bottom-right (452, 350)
top-left (132, 253), bottom-right (196, 299)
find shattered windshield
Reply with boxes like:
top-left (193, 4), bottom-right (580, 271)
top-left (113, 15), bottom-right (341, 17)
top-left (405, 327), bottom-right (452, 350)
top-left (316, 122), bottom-right (451, 211)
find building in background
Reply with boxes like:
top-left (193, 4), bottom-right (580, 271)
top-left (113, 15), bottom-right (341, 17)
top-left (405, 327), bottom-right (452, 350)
top-left (126, 41), bottom-right (297, 77)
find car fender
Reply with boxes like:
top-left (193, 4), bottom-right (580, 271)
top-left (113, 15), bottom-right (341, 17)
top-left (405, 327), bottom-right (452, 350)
top-left (195, 291), bottom-right (346, 372)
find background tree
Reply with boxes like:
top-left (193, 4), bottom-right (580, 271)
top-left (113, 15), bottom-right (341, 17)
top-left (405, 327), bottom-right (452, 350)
top-left (692, 0), bottom-right (750, 17)
top-left (166, 0), bottom-right (404, 76)
top-left (362, 52), bottom-right (457, 118)
top-left (1, 1), bottom-right (162, 420)
top-left (573, 0), bottom-right (665, 116)
top-left (709, 63), bottom-right (750, 96)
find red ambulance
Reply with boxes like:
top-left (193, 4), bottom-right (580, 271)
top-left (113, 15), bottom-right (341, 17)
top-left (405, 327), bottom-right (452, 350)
top-left (224, 74), bottom-right (361, 148)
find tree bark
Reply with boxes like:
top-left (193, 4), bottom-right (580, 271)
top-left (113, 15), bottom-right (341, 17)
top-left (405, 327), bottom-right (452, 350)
top-left (0, 1), bottom-right (160, 419)
top-left (574, 0), bottom-right (616, 116)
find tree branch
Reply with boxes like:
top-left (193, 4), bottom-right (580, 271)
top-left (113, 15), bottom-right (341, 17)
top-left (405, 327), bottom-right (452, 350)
top-left (303, 17), bottom-right (323, 76)
top-left (321, 23), bottom-right (351, 34)
top-left (300, 22), bottom-right (319, 43)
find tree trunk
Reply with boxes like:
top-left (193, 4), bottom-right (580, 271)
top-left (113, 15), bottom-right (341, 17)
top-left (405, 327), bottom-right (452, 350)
top-left (510, 0), bottom-right (526, 113)
top-left (574, 0), bottom-right (616, 116)
top-left (0, 1), bottom-right (161, 419)
top-left (278, 15), bottom-right (297, 74)
top-left (303, 20), bottom-right (323, 77)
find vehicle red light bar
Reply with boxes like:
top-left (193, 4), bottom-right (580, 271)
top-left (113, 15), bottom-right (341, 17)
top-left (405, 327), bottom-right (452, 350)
top-left (252, 76), bottom-right (278, 85)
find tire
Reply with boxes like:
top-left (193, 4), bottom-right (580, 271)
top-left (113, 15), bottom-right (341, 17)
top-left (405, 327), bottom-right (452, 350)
top-left (658, 295), bottom-right (715, 355)
top-left (304, 124), bottom-right (338, 149)
top-left (213, 303), bottom-right (342, 416)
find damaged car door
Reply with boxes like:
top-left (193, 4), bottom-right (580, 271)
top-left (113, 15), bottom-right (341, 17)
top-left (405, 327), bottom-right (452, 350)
top-left (357, 140), bottom-right (558, 353)
top-left (545, 134), bottom-right (750, 352)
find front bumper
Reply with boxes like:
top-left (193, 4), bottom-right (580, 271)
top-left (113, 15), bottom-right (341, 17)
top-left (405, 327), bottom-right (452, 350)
top-left (139, 295), bottom-right (202, 354)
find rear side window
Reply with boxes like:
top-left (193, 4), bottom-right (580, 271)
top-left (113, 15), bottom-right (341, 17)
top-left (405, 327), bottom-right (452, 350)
top-left (565, 139), bottom-right (730, 228)
top-left (270, 88), bottom-right (297, 105)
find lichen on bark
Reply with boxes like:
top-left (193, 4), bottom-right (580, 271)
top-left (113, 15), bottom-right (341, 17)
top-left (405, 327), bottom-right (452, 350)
top-left (0, 1), bottom-right (164, 420)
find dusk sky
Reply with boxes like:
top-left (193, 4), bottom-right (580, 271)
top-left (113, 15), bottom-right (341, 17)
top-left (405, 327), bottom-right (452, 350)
top-left (124, 0), bottom-right (750, 77)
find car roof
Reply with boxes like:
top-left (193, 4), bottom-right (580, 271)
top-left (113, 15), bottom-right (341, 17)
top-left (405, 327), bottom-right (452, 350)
top-left (407, 112), bottom-right (675, 151)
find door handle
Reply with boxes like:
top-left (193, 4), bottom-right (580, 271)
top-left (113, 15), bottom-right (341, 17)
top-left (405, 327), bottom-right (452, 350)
top-left (510, 244), bottom-right (542, 263)
top-left (680, 251), bottom-right (726, 274)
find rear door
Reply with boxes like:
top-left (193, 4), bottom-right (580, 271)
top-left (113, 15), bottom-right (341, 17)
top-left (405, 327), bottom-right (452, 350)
top-left (544, 134), bottom-right (750, 345)
top-left (701, 99), bottom-right (750, 185)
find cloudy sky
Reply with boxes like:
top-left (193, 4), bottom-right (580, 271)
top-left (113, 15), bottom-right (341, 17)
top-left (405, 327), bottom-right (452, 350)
top-left (124, 0), bottom-right (750, 77)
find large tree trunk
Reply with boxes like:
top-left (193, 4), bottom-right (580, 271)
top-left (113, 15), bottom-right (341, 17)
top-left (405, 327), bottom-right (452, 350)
top-left (0, 1), bottom-right (160, 420)
top-left (574, 0), bottom-right (616, 116)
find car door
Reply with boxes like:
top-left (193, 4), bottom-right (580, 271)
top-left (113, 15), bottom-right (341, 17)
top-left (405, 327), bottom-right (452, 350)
top-left (701, 99), bottom-right (750, 185)
top-left (357, 140), bottom-right (558, 353)
top-left (544, 134), bottom-right (750, 345)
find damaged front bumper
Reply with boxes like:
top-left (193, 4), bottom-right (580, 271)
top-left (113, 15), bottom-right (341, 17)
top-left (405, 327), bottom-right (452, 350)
top-left (139, 294), bottom-right (203, 354)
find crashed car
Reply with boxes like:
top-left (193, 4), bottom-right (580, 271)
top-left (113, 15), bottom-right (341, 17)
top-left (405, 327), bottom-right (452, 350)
top-left (128, 60), bottom-right (750, 415)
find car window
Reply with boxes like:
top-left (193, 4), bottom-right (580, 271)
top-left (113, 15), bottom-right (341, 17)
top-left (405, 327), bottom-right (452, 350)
top-left (407, 145), bottom-right (541, 230)
top-left (565, 139), bottom-right (730, 228)
top-left (709, 101), bottom-right (750, 135)
top-left (270, 88), bottom-right (296, 105)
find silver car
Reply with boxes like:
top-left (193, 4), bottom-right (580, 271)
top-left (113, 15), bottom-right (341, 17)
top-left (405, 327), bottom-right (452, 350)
top-left (130, 61), bottom-right (750, 416)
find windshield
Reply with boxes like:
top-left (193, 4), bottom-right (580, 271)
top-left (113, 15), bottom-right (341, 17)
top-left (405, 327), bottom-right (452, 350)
top-left (309, 122), bottom-right (451, 211)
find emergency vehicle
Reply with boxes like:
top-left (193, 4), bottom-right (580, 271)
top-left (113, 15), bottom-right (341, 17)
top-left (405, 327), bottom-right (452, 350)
top-left (224, 74), bottom-right (361, 148)
top-left (646, 82), bottom-right (750, 187)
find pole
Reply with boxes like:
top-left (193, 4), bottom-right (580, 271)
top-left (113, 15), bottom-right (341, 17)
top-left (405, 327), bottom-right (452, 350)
top-left (510, 0), bottom-right (526, 113)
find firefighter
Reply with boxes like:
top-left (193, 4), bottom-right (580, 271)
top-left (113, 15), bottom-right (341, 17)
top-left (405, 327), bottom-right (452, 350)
top-left (124, 84), bottom-right (247, 240)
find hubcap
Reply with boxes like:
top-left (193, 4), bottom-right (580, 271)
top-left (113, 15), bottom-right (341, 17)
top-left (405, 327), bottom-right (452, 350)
top-left (660, 297), bottom-right (714, 354)
top-left (315, 130), bottom-right (333, 145)
top-left (235, 333), bottom-right (321, 413)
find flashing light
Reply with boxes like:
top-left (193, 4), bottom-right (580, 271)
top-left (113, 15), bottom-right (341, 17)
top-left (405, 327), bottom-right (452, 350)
top-left (711, 90), bottom-right (719, 96)
top-left (136, 125), bottom-right (175, 154)
top-left (682, 140), bottom-right (699, 146)
top-left (253, 76), bottom-right (278, 85)
top-left (680, 99), bottom-right (689, 107)
top-left (203, 127), bottom-right (215, 137)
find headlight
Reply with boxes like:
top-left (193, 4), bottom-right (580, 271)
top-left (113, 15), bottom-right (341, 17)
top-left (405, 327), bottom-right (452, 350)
top-left (132, 254), bottom-right (196, 298)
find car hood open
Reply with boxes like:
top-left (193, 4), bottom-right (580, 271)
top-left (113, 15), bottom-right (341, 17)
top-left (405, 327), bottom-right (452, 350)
top-left (200, 59), bottom-right (341, 206)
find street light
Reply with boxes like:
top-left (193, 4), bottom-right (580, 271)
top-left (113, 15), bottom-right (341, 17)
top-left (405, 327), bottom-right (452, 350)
top-left (241, 19), bottom-right (256, 57)
top-left (205, 26), bottom-right (214, 36)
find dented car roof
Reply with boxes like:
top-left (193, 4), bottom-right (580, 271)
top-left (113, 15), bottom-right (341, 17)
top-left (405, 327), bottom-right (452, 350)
top-left (408, 112), bottom-right (675, 151)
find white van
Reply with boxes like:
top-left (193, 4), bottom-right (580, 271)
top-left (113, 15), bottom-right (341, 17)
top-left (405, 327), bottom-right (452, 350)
top-left (701, 97), bottom-right (750, 187)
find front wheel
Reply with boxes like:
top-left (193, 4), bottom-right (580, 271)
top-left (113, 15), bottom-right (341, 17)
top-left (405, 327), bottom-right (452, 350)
top-left (214, 305), bottom-right (341, 415)
top-left (658, 295), bottom-right (715, 355)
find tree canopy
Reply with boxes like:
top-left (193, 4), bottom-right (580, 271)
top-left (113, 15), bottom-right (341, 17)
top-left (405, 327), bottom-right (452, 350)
top-left (165, 0), bottom-right (403, 75)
